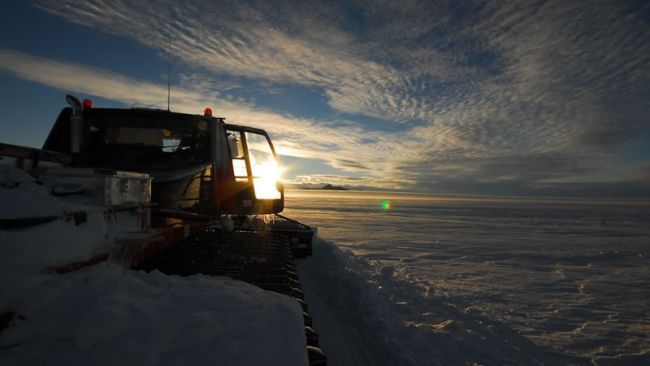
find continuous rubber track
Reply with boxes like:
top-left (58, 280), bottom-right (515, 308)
top-left (137, 228), bottom-right (326, 365)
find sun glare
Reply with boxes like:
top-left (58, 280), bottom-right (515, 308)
top-left (252, 161), bottom-right (285, 199)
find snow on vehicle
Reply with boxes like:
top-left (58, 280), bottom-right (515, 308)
top-left (0, 95), bottom-right (324, 365)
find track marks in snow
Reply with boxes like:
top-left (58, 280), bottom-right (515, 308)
top-left (298, 237), bottom-right (587, 366)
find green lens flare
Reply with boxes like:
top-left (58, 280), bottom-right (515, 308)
top-left (381, 200), bottom-right (391, 210)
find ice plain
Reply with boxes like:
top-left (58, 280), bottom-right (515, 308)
top-left (287, 190), bottom-right (650, 365)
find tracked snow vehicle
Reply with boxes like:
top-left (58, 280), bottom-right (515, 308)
top-left (0, 96), bottom-right (323, 365)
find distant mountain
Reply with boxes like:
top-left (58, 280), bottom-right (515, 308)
top-left (321, 184), bottom-right (348, 191)
top-left (285, 182), bottom-right (407, 192)
top-left (285, 183), bottom-right (352, 190)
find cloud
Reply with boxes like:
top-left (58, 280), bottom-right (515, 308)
top-left (35, 0), bottom-right (427, 123)
top-left (0, 48), bottom-right (414, 190)
top-left (5, 0), bottom-right (650, 196)
top-left (289, 174), bottom-right (369, 186)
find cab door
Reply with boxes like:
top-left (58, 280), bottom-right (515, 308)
top-left (219, 125), bottom-right (283, 215)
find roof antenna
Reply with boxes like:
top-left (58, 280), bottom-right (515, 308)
top-left (167, 35), bottom-right (172, 111)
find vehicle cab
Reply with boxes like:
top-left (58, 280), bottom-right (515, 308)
top-left (42, 97), bottom-right (284, 216)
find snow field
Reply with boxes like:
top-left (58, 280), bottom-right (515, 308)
top-left (300, 237), bottom-right (584, 366)
top-left (288, 190), bottom-right (650, 365)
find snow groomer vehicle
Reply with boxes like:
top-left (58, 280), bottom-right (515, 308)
top-left (0, 96), bottom-right (324, 364)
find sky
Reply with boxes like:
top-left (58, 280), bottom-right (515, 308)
top-left (0, 0), bottom-right (648, 196)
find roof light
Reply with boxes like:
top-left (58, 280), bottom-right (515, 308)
top-left (204, 107), bottom-right (212, 117)
top-left (82, 99), bottom-right (93, 109)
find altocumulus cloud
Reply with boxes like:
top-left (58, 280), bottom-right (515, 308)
top-left (5, 0), bottom-right (650, 195)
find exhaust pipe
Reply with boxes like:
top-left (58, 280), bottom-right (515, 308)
top-left (66, 95), bottom-right (83, 154)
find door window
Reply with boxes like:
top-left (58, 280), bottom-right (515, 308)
top-left (245, 132), bottom-right (281, 200)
